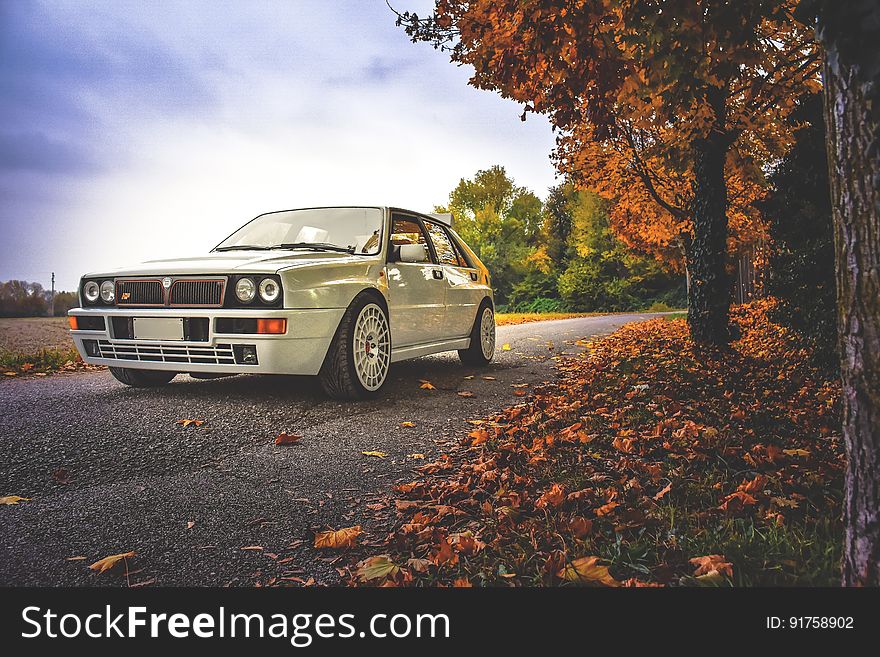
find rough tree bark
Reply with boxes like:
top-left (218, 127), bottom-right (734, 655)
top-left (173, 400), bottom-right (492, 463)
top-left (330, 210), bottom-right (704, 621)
top-left (687, 88), bottom-right (732, 346)
top-left (812, 0), bottom-right (880, 586)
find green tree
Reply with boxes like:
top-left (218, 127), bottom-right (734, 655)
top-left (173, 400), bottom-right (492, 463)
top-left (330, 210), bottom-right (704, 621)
top-left (437, 165), bottom-right (541, 303)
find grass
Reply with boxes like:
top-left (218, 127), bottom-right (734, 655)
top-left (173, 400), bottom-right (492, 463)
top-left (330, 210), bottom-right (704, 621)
top-left (1, 347), bottom-right (85, 375)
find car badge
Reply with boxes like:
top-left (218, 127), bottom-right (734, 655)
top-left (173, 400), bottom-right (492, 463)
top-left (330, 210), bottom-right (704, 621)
top-left (162, 277), bottom-right (172, 289)
top-left (121, 292), bottom-right (131, 300)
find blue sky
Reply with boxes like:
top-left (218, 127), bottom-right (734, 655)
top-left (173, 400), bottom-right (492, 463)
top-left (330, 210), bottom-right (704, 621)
top-left (0, 0), bottom-right (557, 290)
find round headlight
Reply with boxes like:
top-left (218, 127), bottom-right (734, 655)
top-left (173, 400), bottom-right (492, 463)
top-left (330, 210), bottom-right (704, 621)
top-left (83, 281), bottom-right (100, 303)
top-left (259, 278), bottom-right (280, 303)
top-left (235, 277), bottom-right (256, 303)
top-left (100, 280), bottom-right (115, 303)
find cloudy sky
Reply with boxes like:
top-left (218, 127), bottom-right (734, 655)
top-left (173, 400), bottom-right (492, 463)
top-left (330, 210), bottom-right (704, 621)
top-left (0, 0), bottom-right (557, 290)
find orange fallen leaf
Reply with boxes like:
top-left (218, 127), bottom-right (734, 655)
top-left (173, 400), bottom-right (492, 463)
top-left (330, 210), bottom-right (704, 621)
top-left (689, 554), bottom-right (733, 578)
top-left (314, 525), bottom-right (362, 549)
top-left (453, 577), bottom-right (473, 587)
top-left (400, 421), bottom-right (416, 428)
top-left (653, 482), bottom-right (672, 501)
top-left (89, 551), bottom-right (136, 574)
top-left (176, 419), bottom-right (204, 428)
top-left (419, 380), bottom-right (436, 390)
top-left (535, 483), bottom-right (565, 509)
top-left (274, 433), bottom-right (302, 445)
top-left (0, 495), bottom-right (30, 505)
top-left (557, 556), bottom-right (618, 586)
top-left (569, 516), bottom-right (593, 538)
top-left (240, 545), bottom-right (264, 551)
top-left (457, 391), bottom-right (475, 398)
top-left (468, 428), bottom-right (489, 445)
top-left (362, 450), bottom-right (388, 458)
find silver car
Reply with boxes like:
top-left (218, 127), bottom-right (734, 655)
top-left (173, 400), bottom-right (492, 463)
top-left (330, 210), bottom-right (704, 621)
top-left (69, 206), bottom-right (496, 399)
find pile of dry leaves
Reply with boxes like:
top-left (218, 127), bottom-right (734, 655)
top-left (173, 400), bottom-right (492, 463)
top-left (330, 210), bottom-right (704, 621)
top-left (345, 299), bottom-right (844, 587)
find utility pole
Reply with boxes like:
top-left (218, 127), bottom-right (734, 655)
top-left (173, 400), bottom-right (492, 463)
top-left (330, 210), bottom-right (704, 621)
top-left (49, 272), bottom-right (55, 317)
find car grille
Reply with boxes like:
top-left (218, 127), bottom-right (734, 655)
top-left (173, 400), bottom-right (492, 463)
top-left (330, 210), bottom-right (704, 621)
top-left (117, 279), bottom-right (164, 306)
top-left (96, 340), bottom-right (236, 365)
top-left (170, 279), bottom-right (224, 307)
top-left (114, 277), bottom-right (226, 307)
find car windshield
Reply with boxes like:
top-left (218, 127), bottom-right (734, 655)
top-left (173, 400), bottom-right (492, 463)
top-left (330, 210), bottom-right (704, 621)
top-left (214, 207), bottom-right (383, 254)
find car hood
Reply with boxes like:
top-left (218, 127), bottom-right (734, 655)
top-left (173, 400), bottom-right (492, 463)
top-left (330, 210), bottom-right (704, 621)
top-left (86, 250), bottom-right (376, 278)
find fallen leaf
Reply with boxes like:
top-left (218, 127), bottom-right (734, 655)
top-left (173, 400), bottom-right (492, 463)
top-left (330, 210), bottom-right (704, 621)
top-left (65, 556), bottom-right (87, 561)
top-left (314, 525), bottom-right (362, 549)
top-left (362, 451), bottom-right (388, 458)
top-left (89, 551), bottom-right (136, 574)
top-left (176, 419), bottom-right (204, 428)
top-left (240, 545), bottom-right (264, 551)
top-left (400, 421), bottom-right (416, 428)
top-left (186, 521), bottom-right (195, 530)
top-left (690, 555), bottom-right (733, 578)
top-left (274, 433), bottom-right (302, 446)
top-left (653, 482), bottom-right (672, 501)
top-left (457, 391), bottom-right (475, 398)
top-left (783, 448), bottom-right (810, 457)
top-left (453, 577), bottom-right (473, 587)
top-left (569, 516), bottom-right (593, 538)
top-left (0, 495), bottom-right (30, 505)
top-left (406, 558), bottom-right (432, 573)
top-left (501, 344), bottom-right (511, 351)
top-left (355, 555), bottom-right (400, 581)
top-left (535, 483), bottom-right (565, 509)
top-left (468, 428), bottom-right (489, 445)
top-left (557, 556), bottom-right (618, 586)
top-left (481, 376), bottom-right (496, 381)
top-left (52, 468), bottom-right (72, 485)
top-left (419, 380), bottom-right (436, 390)
top-left (407, 453), bottom-right (426, 459)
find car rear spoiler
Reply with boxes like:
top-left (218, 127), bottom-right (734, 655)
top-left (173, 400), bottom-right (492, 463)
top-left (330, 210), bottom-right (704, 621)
top-left (426, 212), bottom-right (453, 226)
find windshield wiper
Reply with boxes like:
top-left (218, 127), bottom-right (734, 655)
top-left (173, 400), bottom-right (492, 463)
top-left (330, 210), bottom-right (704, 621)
top-left (273, 242), bottom-right (355, 254)
top-left (214, 245), bottom-right (273, 252)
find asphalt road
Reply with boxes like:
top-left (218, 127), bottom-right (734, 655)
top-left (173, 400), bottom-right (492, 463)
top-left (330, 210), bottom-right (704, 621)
top-left (0, 313), bottom-right (659, 586)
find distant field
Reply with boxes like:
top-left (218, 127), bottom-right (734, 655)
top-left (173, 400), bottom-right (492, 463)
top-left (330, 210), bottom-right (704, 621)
top-left (0, 317), bottom-right (73, 354)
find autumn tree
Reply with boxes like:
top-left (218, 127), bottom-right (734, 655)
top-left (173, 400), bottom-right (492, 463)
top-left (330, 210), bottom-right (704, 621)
top-left (798, 0), bottom-right (880, 586)
top-left (394, 0), bottom-right (820, 345)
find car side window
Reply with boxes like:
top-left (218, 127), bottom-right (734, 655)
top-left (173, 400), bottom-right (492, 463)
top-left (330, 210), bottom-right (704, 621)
top-left (425, 222), bottom-right (465, 267)
top-left (390, 215), bottom-right (434, 262)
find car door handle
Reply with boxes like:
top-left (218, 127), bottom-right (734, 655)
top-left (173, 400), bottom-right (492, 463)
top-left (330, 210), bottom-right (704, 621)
top-left (432, 269), bottom-right (444, 280)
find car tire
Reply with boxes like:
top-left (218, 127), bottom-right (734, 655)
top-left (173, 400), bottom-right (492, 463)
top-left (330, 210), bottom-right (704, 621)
top-left (109, 367), bottom-right (177, 387)
top-left (458, 301), bottom-right (495, 366)
top-left (319, 292), bottom-right (391, 400)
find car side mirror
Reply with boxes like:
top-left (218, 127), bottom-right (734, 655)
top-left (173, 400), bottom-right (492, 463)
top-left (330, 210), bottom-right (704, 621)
top-left (398, 243), bottom-right (429, 263)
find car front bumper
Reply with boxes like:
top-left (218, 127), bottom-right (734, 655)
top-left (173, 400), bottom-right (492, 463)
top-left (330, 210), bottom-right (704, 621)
top-left (68, 307), bottom-right (345, 376)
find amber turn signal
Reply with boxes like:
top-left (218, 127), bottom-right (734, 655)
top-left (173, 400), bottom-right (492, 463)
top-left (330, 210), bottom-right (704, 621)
top-left (68, 316), bottom-right (78, 330)
top-left (256, 318), bottom-right (287, 334)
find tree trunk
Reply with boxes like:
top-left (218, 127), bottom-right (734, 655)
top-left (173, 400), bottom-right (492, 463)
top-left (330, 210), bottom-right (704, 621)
top-left (687, 91), bottom-right (731, 346)
top-left (816, 1), bottom-right (880, 586)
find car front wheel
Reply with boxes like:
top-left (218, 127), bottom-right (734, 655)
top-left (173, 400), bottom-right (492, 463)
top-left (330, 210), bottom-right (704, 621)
top-left (458, 302), bottom-right (495, 366)
top-left (319, 292), bottom-right (391, 400)
top-left (109, 367), bottom-right (177, 387)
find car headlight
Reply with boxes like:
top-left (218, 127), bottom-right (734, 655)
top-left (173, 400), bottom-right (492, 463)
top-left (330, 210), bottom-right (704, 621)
top-left (259, 277), bottom-right (280, 303)
top-left (235, 277), bottom-right (256, 303)
top-left (100, 280), bottom-right (115, 303)
top-left (83, 281), bottom-right (100, 303)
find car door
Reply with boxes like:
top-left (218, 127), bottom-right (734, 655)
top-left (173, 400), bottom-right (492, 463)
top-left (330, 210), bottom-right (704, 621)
top-left (423, 220), bottom-right (479, 338)
top-left (384, 214), bottom-right (447, 347)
